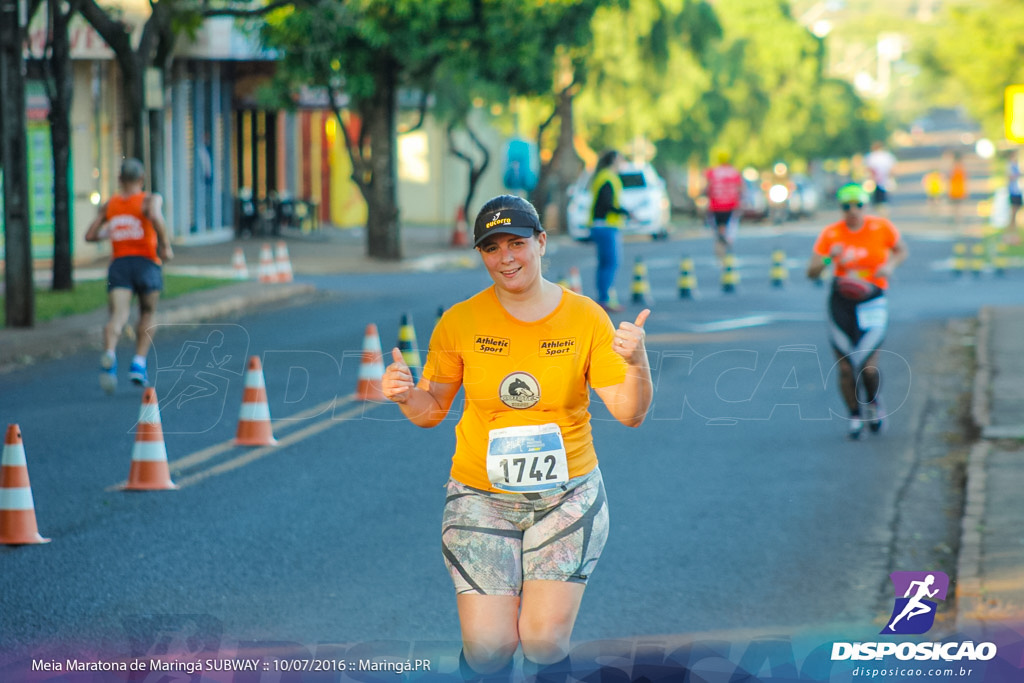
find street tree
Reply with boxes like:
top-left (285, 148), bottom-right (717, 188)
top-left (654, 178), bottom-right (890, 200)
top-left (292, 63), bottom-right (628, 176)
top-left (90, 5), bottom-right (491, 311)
top-left (39, 0), bottom-right (78, 290)
top-left (573, 0), bottom-right (721, 164)
top-left (460, 1), bottom-right (604, 234)
top-left (914, 0), bottom-right (1024, 141)
top-left (260, 0), bottom-right (602, 259)
top-left (431, 66), bottom-right (496, 233)
top-left (2, 0), bottom-right (35, 326)
top-left (708, 0), bottom-right (829, 168)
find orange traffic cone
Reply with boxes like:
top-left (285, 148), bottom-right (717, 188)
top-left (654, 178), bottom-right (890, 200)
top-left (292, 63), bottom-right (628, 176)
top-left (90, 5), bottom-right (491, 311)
top-left (274, 241), bottom-right (294, 283)
top-left (258, 243), bottom-right (278, 283)
top-left (232, 247), bottom-right (249, 280)
top-left (451, 206), bottom-right (469, 247)
top-left (125, 388), bottom-right (177, 491)
top-left (355, 323), bottom-right (386, 401)
top-left (0, 425), bottom-right (50, 545)
top-left (235, 356), bottom-right (277, 446)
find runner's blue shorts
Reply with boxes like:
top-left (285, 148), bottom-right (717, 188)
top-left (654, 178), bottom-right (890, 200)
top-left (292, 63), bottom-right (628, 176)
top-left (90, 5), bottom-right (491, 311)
top-left (107, 256), bottom-right (163, 295)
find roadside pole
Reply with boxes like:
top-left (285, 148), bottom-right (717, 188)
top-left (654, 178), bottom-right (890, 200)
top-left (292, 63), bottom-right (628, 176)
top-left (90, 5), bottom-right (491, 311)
top-left (1, 0), bottom-right (35, 327)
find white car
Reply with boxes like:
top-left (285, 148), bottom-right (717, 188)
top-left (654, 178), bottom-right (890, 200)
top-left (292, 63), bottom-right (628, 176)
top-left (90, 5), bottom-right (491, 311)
top-left (566, 164), bottom-right (672, 240)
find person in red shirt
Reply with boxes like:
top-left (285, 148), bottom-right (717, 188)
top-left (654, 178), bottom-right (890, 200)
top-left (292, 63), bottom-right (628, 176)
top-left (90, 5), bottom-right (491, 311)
top-left (807, 183), bottom-right (908, 439)
top-left (704, 150), bottom-right (743, 261)
top-left (85, 158), bottom-right (173, 393)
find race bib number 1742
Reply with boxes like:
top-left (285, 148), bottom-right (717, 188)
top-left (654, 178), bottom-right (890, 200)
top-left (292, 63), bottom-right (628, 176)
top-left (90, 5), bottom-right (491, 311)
top-left (486, 423), bottom-right (569, 493)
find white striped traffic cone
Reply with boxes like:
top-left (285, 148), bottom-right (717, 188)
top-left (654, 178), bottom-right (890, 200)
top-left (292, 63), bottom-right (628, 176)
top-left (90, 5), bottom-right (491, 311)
top-left (232, 247), bottom-right (250, 280)
top-left (125, 388), bottom-right (177, 491)
top-left (0, 425), bottom-right (50, 545)
top-left (234, 356), bottom-right (277, 446)
top-left (258, 243), bottom-right (278, 283)
top-left (274, 241), bottom-right (294, 283)
top-left (355, 324), bottom-right (386, 401)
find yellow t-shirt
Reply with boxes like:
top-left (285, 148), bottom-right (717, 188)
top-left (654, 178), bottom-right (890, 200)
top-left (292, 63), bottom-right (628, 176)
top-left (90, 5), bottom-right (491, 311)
top-left (422, 286), bottom-right (629, 492)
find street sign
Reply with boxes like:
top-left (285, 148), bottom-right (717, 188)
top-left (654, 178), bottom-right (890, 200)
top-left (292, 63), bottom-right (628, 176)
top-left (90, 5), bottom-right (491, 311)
top-left (1005, 84), bottom-right (1024, 143)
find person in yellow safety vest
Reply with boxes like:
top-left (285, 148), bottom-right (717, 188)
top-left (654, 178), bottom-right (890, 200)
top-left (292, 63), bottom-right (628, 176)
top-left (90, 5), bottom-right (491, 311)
top-left (589, 150), bottom-right (632, 312)
top-left (922, 169), bottom-right (944, 215)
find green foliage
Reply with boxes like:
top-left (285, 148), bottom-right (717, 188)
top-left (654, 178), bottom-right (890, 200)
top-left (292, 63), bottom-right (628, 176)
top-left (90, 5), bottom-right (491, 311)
top-left (913, 0), bottom-right (1024, 140)
top-left (569, 0), bottom-right (873, 169)
top-left (573, 0), bottom-right (721, 162)
top-left (260, 0), bottom-right (599, 113)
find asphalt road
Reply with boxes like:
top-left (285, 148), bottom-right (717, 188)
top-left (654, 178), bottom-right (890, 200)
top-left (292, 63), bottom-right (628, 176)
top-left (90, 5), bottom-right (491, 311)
top-left (1, 218), bottom-right (1015, 668)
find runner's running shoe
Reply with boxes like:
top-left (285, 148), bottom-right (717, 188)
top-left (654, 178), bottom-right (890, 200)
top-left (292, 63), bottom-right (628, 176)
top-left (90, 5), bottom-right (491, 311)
top-left (848, 416), bottom-right (864, 440)
top-left (128, 361), bottom-right (148, 387)
top-left (99, 354), bottom-right (117, 395)
top-left (868, 397), bottom-right (885, 433)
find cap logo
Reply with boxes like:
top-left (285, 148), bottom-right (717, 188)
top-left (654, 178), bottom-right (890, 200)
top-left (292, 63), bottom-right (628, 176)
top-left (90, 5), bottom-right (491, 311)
top-left (486, 215), bottom-right (512, 231)
top-left (473, 208), bottom-right (543, 247)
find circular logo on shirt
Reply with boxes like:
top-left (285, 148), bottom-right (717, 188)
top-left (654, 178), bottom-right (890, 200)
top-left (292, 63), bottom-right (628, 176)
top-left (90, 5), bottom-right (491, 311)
top-left (499, 372), bottom-right (540, 409)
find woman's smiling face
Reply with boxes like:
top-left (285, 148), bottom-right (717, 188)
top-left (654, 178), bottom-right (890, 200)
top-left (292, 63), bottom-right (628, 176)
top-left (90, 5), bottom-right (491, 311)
top-left (477, 231), bottom-right (546, 293)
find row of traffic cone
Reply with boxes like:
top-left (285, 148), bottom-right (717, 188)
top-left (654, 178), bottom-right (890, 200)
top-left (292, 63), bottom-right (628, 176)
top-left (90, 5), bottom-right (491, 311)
top-left (638, 252), bottom-right (796, 299)
top-left (2, 315), bottom-right (432, 545)
top-left (0, 356), bottom-right (284, 545)
top-left (0, 392), bottom-right (176, 545)
top-left (231, 242), bottom-right (294, 283)
top-left (556, 253), bottom-right (795, 304)
top-left (950, 241), bottom-right (1010, 277)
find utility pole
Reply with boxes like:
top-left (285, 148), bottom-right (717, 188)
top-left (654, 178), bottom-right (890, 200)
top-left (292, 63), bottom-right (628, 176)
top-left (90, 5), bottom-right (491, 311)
top-left (1, 0), bottom-right (35, 327)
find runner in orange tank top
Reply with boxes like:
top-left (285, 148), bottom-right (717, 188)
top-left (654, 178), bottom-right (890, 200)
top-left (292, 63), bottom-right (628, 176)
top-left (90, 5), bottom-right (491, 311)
top-left (85, 158), bottom-right (173, 393)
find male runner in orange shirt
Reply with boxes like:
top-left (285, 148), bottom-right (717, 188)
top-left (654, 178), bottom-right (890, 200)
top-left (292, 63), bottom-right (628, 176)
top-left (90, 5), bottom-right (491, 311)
top-left (85, 158), bottom-right (173, 393)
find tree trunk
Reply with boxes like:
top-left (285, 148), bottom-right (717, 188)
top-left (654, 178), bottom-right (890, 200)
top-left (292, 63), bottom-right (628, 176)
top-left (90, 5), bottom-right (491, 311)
top-left (364, 65), bottom-right (400, 260)
top-left (123, 56), bottom-right (146, 162)
top-left (1, 0), bottom-right (36, 327)
top-left (551, 88), bottom-right (581, 235)
top-left (447, 120), bottom-right (490, 221)
top-left (531, 88), bottom-right (581, 234)
top-left (49, 0), bottom-right (75, 291)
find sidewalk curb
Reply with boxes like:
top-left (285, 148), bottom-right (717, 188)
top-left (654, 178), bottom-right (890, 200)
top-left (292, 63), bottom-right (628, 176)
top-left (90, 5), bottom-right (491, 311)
top-left (971, 307), bottom-right (992, 431)
top-left (957, 305), bottom-right (991, 633)
top-left (956, 440), bottom-right (989, 633)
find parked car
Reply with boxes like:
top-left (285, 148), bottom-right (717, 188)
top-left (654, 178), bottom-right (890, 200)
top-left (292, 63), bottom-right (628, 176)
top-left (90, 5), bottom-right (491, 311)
top-left (789, 174), bottom-right (820, 217)
top-left (566, 164), bottom-right (672, 240)
top-left (740, 177), bottom-right (769, 221)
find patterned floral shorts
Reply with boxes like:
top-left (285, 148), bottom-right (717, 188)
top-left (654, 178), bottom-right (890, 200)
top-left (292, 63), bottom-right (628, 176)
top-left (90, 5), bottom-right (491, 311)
top-left (441, 468), bottom-right (609, 595)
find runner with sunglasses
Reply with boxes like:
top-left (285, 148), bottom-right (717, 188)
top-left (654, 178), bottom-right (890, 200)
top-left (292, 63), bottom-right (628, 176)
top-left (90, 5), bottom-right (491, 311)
top-left (806, 183), bottom-right (909, 439)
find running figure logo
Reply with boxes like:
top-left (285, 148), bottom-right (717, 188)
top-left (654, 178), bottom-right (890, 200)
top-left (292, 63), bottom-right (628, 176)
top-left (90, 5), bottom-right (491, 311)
top-left (881, 571), bottom-right (949, 635)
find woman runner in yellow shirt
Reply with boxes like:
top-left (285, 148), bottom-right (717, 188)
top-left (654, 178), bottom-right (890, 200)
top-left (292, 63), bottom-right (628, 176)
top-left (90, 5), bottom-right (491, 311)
top-left (382, 194), bottom-right (653, 681)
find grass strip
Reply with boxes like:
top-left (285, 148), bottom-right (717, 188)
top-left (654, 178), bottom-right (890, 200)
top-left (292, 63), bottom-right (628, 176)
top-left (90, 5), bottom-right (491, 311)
top-left (2, 275), bottom-right (236, 324)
